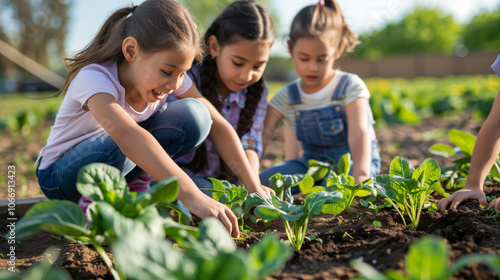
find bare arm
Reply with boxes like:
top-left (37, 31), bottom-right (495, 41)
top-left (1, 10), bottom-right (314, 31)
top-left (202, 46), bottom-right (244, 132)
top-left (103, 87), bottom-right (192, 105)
top-left (262, 105), bottom-right (284, 155)
top-left (179, 86), bottom-right (271, 197)
top-left (283, 122), bottom-right (301, 161)
top-left (438, 90), bottom-right (500, 212)
top-left (87, 93), bottom-right (239, 237)
top-left (345, 98), bottom-right (372, 183)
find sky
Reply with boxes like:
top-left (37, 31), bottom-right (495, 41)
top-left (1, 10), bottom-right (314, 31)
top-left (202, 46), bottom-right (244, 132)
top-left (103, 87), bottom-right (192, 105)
top-left (49, 0), bottom-right (500, 58)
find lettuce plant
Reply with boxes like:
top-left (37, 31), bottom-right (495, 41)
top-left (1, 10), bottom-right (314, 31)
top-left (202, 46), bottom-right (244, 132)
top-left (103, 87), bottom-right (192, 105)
top-left (245, 191), bottom-right (342, 250)
top-left (12, 163), bottom-right (183, 280)
top-left (372, 157), bottom-right (441, 229)
top-left (201, 178), bottom-right (249, 230)
top-left (429, 129), bottom-right (500, 190)
top-left (268, 173), bottom-right (315, 201)
top-left (112, 218), bottom-right (292, 280)
top-left (351, 235), bottom-right (500, 280)
top-left (321, 174), bottom-right (372, 216)
top-left (307, 153), bottom-right (351, 182)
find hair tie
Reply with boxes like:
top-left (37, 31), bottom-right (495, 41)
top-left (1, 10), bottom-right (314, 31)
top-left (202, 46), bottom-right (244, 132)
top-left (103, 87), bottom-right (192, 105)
top-left (319, 0), bottom-right (325, 6)
top-left (132, 5), bottom-right (138, 13)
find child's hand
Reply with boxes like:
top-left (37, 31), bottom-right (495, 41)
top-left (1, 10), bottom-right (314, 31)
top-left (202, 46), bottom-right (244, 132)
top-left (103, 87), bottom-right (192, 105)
top-left (489, 197), bottom-right (500, 213)
top-left (258, 185), bottom-right (275, 199)
top-left (185, 195), bottom-right (240, 238)
top-left (437, 186), bottom-right (488, 213)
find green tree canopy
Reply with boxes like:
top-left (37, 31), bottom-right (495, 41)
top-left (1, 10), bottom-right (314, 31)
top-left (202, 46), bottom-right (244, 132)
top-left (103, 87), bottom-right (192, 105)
top-left (180, 0), bottom-right (280, 39)
top-left (353, 8), bottom-right (461, 59)
top-left (463, 9), bottom-right (500, 51)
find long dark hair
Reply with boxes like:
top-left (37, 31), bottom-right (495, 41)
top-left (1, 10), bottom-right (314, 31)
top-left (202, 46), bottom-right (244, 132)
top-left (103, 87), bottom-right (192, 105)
top-left (289, 0), bottom-right (359, 53)
top-left (183, 0), bottom-right (274, 180)
top-left (56, 0), bottom-right (203, 97)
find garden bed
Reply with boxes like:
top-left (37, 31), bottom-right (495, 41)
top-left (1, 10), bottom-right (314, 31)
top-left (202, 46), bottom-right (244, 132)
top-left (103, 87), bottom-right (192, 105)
top-left (1, 112), bottom-right (499, 279)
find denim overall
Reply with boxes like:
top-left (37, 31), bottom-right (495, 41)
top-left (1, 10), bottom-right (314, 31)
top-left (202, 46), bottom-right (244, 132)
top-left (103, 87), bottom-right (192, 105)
top-left (260, 74), bottom-right (381, 189)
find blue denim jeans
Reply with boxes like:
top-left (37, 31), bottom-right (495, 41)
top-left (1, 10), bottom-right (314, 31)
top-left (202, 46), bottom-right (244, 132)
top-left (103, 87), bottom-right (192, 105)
top-left (37, 98), bottom-right (212, 202)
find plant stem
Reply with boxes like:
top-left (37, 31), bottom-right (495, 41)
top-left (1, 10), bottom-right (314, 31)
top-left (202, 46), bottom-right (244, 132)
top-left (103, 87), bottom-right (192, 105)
top-left (90, 239), bottom-right (123, 280)
top-left (282, 219), bottom-right (296, 249)
top-left (387, 199), bottom-right (407, 227)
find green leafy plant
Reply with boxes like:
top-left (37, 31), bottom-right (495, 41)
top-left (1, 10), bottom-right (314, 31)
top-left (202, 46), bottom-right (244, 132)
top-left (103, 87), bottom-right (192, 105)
top-left (429, 129), bottom-right (500, 190)
top-left (372, 157), bottom-right (441, 229)
top-left (351, 235), bottom-right (500, 280)
top-left (321, 173), bottom-right (372, 215)
top-left (267, 173), bottom-right (314, 201)
top-left (12, 163), bottom-right (183, 280)
top-left (360, 196), bottom-right (392, 213)
top-left (245, 191), bottom-right (342, 250)
top-left (112, 218), bottom-right (292, 280)
top-left (201, 178), bottom-right (249, 231)
top-left (307, 153), bottom-right (351, 182)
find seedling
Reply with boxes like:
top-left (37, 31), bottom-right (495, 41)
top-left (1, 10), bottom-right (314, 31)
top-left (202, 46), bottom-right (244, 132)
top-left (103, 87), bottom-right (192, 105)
top-left (202, 178), bottom-right (249, 231)
top-left (307, 153), bottom-right (351, 182)
top-left (245, 191), bottom-right (342, 250)
top-left (360, 196), bottom-right (392, 213)
top-left (372, 157), bottom-right (441, 229)
top-left (268, 173), bottom-right (314, 201)
top-left (429, 129), bottom-right (500, 190)
top-left (322, 174), bottom-right (372, 216)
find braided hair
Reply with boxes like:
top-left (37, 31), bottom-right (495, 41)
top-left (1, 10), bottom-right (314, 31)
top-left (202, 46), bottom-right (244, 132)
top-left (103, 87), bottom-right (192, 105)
top-left (182, 0), bottom-right (274, 180)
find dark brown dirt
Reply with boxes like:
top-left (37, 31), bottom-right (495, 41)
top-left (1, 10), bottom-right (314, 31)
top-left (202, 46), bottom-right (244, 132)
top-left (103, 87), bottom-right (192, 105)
top-left (1, 112), bottom-right (499, 279)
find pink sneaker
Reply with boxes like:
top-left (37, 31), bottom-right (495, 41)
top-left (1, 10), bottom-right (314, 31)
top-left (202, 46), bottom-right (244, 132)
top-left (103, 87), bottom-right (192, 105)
top-left (127, 174), bottom-right (154, 193)
top-left (78, 196), bottom-right (92, 221)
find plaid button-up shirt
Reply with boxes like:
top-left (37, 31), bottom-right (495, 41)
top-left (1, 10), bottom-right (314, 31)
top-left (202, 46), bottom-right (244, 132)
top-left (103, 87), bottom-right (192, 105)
top-left (171, 64), bottom-right (268, 177)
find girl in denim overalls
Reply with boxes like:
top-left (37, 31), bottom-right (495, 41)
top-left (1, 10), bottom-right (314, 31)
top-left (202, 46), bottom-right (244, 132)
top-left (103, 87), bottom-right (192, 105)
top-left (260, 0), bottom-right (381, 191)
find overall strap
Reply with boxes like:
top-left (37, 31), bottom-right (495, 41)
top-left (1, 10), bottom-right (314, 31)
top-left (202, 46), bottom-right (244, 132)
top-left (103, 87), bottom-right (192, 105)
top-left (331, 74), bottom-right (350, 100)
top-left (287, 82), bottom-right (302, 105)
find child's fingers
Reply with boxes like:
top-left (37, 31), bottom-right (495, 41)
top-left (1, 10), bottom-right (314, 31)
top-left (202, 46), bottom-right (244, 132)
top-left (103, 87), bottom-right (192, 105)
top-left (225, 207), bottom-right (240, 238)
top-left (489, 198), bottom-right (500, 213)
top-left (437, 196), bottom-right (453, 212)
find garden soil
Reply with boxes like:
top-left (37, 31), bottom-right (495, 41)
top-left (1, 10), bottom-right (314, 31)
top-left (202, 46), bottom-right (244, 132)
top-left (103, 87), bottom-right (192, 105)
top-left (1, 113), bottom-right (500, 279)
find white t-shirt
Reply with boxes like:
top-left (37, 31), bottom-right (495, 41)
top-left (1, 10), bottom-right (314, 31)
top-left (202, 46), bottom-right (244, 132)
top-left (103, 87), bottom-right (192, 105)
top-left (37, 61), bottom-right (193, 170)
top-left (269, 70), bottom-right (376, 140)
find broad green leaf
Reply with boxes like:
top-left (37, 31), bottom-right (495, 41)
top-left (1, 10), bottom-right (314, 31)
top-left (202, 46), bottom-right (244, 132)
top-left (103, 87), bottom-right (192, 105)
top-left (249, 233), bottom-right (292, 279)
top-left (428, 143), bottom-right (455, 158)
top-left (449, 129), bottom-right (476, 156)
top-left (307, 159), bottom-right (331, 181)
top-left (219, 186), bottom-right (248, 208)
top-left (196, 217), bottom-right (237, 254)
top-left (208, 178), bottom-right (231, 201)
top-left (156, 199), bottom-right (192, 225)
top-left (350, 260), bottom-right (391, 280)
top-left (406, 235), bottom-right (449, 280)
top-left (489, 159), bottom-right (500, 183)
top-left (244, 192), bottom-right (271, 215)
top-left (389, 156), bottom-right (413, 179)
top-left (113, 229), bottom-right (195, 279)
top-left (450, 254), bottom-right (500, 277)
top-left (14, 200), bottom-right (89, 240)
top-left (76, 163), bottom-right (128, 205)
top-left (95, 202), bottom-right (165, 242)
top-left (297, 174), bottom-right (320, 194)
top-left (136, 176), bottom-right (179, 209)
top-left (304, 191), bottom-right (342, 218)
top-left (254, 205), bottom-right (303, 221)
top-left (321, 201), bottom-right (344, 216)
top-left (337, 153), bottom-right (351, 175)
top-left (413, 159), bottom-right (441, 188)
top-left (163, 218), bottom-right (200, 247)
